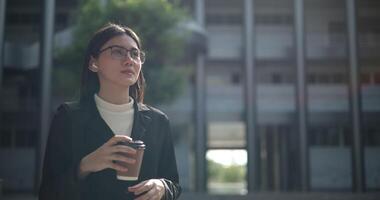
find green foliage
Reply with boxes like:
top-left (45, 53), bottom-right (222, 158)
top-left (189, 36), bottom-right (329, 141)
top-left (53, 0), bottom-right (189, 104)
top-left (207, 159), bottom-right (246, 183)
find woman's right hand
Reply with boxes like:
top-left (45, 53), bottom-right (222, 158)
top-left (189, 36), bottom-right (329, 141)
top-left (78, 135), bottom-right (137, 179)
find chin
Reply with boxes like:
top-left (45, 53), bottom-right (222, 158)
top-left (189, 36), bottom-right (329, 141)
top-left (118, 80), bottom-right (137, 87)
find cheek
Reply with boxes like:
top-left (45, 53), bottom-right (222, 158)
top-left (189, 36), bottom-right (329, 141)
top-left (97, 65), bottom-right (118, 79)
top-left (98, 68), bottom-right (113, 77)
top-left (135, 64), bottom-right (142, 74)
top-left (98, 60), bottom-right (117, 73)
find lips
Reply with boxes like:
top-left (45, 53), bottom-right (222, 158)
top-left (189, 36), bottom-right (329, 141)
top-left (120, 69), bottom-right (134, 75)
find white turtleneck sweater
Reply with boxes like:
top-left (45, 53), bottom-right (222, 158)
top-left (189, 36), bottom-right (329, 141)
top-left (94, 94), bottom-right (134, 136)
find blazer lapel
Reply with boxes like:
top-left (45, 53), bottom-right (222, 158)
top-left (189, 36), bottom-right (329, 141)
top-left (130, 100), bottom-right (152, 141)
top-left (82, 98), bottom-right (114, 151)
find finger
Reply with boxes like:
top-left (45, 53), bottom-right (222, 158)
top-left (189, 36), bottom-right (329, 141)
top-left (114, 134), bottom-right (132, 141)
top-left (128, 180), bottom-right (147, 191)
top-left (133, 182), bottom-right (153, 196)
top-left (135, 189), bottom-right (155, 200)
top-left (106, 135), bottom-right (132, 146)
top-left (109, 154), bottom-right (136, 164)
top-left (109, 162), bottom-right (128, 172)
top-left (112, 145), bottom-right (137, 154)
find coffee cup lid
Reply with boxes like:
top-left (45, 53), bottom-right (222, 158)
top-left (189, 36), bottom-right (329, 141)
top-left (127, 140), bottom-right (146, 149)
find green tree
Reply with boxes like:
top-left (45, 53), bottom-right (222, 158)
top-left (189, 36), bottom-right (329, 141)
top-left (54, 0), bottom-right (189, 105)
top-left (207, 159), bottom-right (246, 183)
top-left (208, 159), bottom-right (223, 182)
top-left (222, 165), bottom-right (246, 182)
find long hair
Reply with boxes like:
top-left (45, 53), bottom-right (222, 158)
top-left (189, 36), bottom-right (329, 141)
top-left (80, 23), bottom-right (145, 104)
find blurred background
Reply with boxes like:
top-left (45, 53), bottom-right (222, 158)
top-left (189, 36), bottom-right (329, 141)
top-left (0, 0), bottom-right (379, 199)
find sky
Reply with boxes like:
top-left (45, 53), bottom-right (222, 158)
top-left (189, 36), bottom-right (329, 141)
top-left (206, 149), bottom-right (247, 166)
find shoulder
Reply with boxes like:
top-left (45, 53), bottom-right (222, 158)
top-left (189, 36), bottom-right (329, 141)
top-left (138, 103), bottom-right (170, 122)
top-left (54, 101), bottom-right (83, 119)
top-left (59, 101), bottom-right (81, 111)
top-left (54, 101), bottom-right (80, 112)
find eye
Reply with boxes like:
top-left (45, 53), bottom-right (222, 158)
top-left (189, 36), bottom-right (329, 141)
top-left (130, 49), bottom-right (140, 59)
top-left (111, 47), bottom-right (125, 57)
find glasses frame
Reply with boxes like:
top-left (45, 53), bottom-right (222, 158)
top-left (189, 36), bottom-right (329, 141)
top-left (98, 45), bottom-right (145, 64)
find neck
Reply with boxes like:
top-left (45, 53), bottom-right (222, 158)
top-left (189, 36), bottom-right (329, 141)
top-left (98, 83), bottom-right (130, 105)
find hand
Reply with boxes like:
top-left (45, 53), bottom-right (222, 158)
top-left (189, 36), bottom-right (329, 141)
top-left (78, 135), bottom-right (137, 178)
top-left (128, 179), bottom-right (165, 200)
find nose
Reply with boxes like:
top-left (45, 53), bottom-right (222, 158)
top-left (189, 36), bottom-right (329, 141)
top-left (122, 52), bottom-right (134, 65)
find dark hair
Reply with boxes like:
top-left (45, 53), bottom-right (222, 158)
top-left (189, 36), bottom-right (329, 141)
top-left (80, 23), bottom-right (145, 104)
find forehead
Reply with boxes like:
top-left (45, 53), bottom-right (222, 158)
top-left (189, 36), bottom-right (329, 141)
top-left (102, 34), bottom-right (139, 49)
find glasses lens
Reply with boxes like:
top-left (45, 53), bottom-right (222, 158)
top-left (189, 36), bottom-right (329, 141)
top-left (130, 49), bottom-right (140, 60)
top-left (139, 52), bottom-right (145, 63)
top-left (130, 49), bottom-right (145, 64)
top-left (111, 47), bottom-right (126, 59)
top-left (108, 46), bottom-right (145, 63)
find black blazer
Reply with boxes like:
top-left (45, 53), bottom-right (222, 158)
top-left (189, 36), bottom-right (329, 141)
top-left (39, 98), bottom-right (181, 200)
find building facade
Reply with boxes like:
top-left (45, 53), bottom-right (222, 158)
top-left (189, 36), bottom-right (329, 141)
top-left (167, 0), bottom-right (380, 194)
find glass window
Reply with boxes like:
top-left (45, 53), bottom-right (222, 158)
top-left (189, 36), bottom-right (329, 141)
top-left (358, 0), bottom-right (380, 191)
top-left (205, 0), bottom-right (244, 25)
top-left (205, 61), bottom-right (246, 194)
top-left (254, 0), bottom-right (298, 191)
top-left (258, 124), bottom-right (299, 191)
top-left (0, 0), bottom-right (41, 192)
top-left (205, 1), bottom-right (246, 193)
top-left (305, 0), bottom-right (352, 191)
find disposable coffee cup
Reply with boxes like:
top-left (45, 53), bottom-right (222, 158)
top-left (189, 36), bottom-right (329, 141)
top-left (115, 140), bottom-right (146, 181)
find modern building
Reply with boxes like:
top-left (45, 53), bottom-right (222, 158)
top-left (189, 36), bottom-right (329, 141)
top-left (0, 0), bottom-right (379, 199)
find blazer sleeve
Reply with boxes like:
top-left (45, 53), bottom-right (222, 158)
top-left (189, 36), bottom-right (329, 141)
top-left (39, 105), bottom-right (84, 200)
top-left (158, 116), bottom-right (182, 200)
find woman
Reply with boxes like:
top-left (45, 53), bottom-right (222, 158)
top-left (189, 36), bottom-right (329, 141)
top-left (39, 23), bottom-right (181, 200)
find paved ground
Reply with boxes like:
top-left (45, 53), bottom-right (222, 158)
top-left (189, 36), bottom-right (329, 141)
top-left (1, 194), bottom-right (37, 200)
top-left (1, 192), bottom-right (380, 200)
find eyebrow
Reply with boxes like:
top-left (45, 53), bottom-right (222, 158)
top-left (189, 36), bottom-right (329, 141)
top-left (99, 44), bottom-right (139, 53)
top-left (108, 45), bottom-right (138, 50)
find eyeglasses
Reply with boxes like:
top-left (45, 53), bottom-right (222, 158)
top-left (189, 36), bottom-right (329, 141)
top-left (98, 45), bottom-right (146, 64)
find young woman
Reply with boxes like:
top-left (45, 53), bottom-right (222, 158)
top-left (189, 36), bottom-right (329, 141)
top-left (39, 23), bottom-right (181, 200)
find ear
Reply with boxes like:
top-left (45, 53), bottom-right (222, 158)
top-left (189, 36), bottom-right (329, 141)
top-left (89, 57), bottom-right (99, 72)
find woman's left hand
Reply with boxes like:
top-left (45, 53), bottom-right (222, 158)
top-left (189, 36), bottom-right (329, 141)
top-left (128, 179), bottom-right (165, 200)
